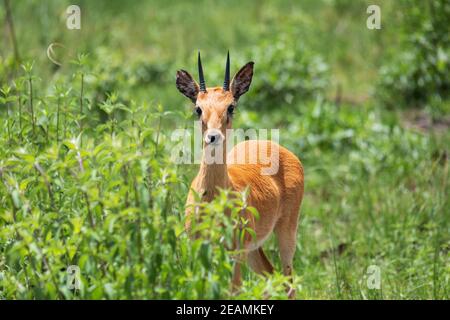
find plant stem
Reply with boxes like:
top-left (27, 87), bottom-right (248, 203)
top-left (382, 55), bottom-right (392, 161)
top-left (7, 102), bottom-right (12, 143)
top-left (28, 75), bottom-right (36, 136)
top-left (111, 112), bottom-right (115, 137)
top-left (155, 115), bottom-right (162, 155)
top-left (56, 96), bottom-right (60, 143)
top-left (79, 73), bottom-right (84, 146)
top-left (34, 162), bottom-right (54, 209)
top-left (133, 174), bottom-right (144, 264)
top-left (80, 74), bottom-right (84, 113)
top-left (63, 104), bottom-right (67, 140)
top-left (18, 94), bottom-right (22, 140)
top-left (80, 73), bottom-right (84, 124)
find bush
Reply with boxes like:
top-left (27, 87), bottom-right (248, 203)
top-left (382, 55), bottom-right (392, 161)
top-left (245, 35), bottom-right (329, 109)
top-left (378, 0), bottom-right (450, 109)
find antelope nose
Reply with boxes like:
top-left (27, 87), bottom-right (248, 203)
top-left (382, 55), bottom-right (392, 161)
top-left (208, 134), bottom-right (217, 143)
top-left (205, 130), bottom-right (222, 145)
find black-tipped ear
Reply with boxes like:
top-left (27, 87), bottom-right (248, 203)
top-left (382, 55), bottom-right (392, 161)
top-left (176, 70), bottom-right (199, 103)
top-left (230, 62), bottom-right (254, 101)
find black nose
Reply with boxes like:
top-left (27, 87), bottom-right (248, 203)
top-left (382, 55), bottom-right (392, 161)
top-left (208, 134), bottom-right (217, 143)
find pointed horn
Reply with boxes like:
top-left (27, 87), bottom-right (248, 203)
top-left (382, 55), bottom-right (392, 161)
top-left (198, 51), bottom-right (206, 92)
top-left (223, 51), bottom-right (230, 91)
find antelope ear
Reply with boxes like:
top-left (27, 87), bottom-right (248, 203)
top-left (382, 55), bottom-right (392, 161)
top-left (176, 70), bottom-right (199, 103)
top-left (230, 62), bottom-right (254, 101)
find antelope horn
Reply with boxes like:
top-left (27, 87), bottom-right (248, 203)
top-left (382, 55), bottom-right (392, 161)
top-left (198, 51), bottom-right (206, 92)
top-left (223, 51), bottom-right (230, 91)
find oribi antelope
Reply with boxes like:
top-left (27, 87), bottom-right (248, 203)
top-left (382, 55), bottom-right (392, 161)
top-left (176, 52), bottom-right (304, 297)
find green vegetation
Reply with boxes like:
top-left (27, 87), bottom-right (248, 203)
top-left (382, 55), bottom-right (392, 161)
top-left (378, 0), bottom-right (450, 115)
top-left (0, 0), bottom-right (449, 299)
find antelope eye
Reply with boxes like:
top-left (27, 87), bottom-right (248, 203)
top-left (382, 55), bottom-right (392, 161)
top-left (227, 105), bottom-right (235, 115)
top-left (195, 106), bottom-right (202, 117)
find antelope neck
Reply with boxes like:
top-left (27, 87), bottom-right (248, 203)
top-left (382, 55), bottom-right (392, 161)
top-left (196, 145), bottom-right (230, 201)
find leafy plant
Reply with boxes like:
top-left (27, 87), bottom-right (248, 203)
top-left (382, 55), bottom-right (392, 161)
top-left (378, 0), bottom-right (450, 111)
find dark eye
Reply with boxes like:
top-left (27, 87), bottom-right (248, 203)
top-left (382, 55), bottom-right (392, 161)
top-left (227, 105), bottom-right (235, 115)
top-left (195, 106), bottom-right (202, 117)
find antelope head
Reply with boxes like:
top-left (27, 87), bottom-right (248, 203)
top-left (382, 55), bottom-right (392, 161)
top-left (176, 52), bottom-right (254, 147)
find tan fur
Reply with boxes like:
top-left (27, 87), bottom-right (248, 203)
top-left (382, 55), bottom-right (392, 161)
top-left (184, 86), bottom-right (304, 297)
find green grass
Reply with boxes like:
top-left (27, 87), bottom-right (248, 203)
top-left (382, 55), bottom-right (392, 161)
top-left (0, 0), bottom-right (449, 299)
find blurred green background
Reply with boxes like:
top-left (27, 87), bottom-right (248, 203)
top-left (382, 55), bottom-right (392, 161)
top-left (0, 0), bottom-right (448, 299)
